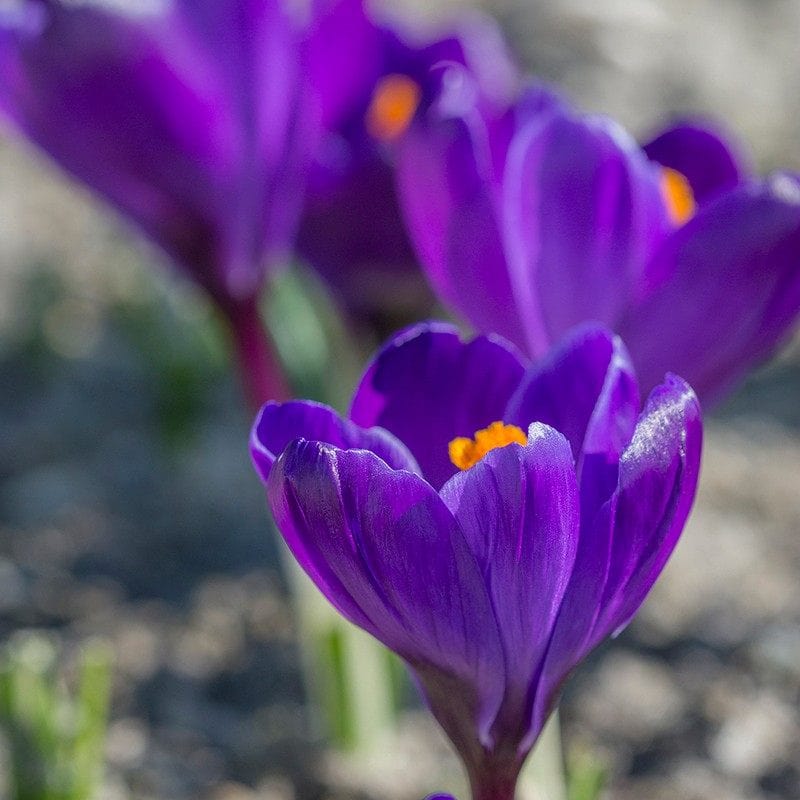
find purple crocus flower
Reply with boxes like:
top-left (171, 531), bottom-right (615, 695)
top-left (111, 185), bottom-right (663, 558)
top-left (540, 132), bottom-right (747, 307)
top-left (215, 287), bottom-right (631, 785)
top-left (396, 76), bottom-right (800, 405)
top-left (250, 322), bottom-right (702, 799)
top-left (297, 0), bottom-right (518, 317)
top-left (0, 0), bottom-right (316, 403)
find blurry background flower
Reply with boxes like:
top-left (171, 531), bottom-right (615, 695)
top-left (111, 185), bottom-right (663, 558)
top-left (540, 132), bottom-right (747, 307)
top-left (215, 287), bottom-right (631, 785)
top-left (0, 0), bottom-right (315, 403)
top-left (396, 77), bottom-right (800, 405)
top-left (297, 0), bottom-right (518, 328)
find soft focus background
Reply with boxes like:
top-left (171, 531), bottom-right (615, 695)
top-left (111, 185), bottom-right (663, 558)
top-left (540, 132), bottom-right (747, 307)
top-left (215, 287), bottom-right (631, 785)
top-left (2, 1), bottom-right (800, 799)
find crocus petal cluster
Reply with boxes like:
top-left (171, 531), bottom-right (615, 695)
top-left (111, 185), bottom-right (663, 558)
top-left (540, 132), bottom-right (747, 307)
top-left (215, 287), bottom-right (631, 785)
top-left (396, 76), bottom-right (800, 404)
top-left (297, 0), bottom-right (518, 316)
top-left (251, 322), bottom-right (702, 797)
top-left (0, 0), bottom-right (314, 309)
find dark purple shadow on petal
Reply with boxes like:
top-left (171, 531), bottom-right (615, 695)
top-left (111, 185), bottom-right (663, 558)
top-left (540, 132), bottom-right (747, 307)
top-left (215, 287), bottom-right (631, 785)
top-left (296, 149), bottom-right (422, 313)
top-left (505, 325), bottom-right (640, 474)
top-left (620, 174), bottom-right (800, 403)
top-left (440, 425), bottom-right (579, 754)
top-left (642, 121), bottom-right (747, 204)
top-left (249, 399), bottom-right (419, 482)
top-left (267, 439), bottom-right (505, 746)
top-left (350, 322), bottom-right (527, 489)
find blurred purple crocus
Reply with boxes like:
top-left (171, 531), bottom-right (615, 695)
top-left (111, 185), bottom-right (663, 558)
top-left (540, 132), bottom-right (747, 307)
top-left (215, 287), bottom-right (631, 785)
top-left (297, 0), bottom-right (518, 319)
top-left (250, 322), bottom-right (702, 800)
top-left (397, 76), bottom-right (800, 405)
top-left (0, 0), bottom-right (317, 404)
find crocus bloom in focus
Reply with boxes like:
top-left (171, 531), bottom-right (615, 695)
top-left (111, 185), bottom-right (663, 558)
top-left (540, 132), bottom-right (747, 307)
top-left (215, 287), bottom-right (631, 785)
top-left (397, 76), bottom-right (800, 404)
top-left (298, 0), bottom-right (518, 317)
top-left (251, 322), bottom-right (702, 799)
top-left (0, 0), bottom-right (315, 403)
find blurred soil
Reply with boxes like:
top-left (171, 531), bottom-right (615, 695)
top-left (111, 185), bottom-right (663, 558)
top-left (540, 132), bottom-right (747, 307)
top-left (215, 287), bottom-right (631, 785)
top-left (2, 1), bottom-right (800, 799)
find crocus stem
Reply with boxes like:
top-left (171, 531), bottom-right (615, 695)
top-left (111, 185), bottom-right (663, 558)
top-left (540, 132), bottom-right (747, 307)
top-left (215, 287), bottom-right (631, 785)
top-left (468, 756), bottom-right (521, 800)
top-left (225, 296), bottom-right (291, 407)
top-left (466, 712), bottom-right (566, 800)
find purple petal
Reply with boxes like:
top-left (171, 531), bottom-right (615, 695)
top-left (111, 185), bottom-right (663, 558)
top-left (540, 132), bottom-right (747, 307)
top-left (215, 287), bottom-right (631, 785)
top-left (350, 323), bottom-right (527, 489)
top-left (250, 400), bottom-right (419, 482)
top-left (415, 12), bottom-right (519, 108)
top-left (505, 325), bottom-right (640, 471)
top-left (267, 439), bottom-right (505, 743)
top-left (396, 89), bottom-right (528, 348)
top-left (619, 174), bottom-right (800, 402)
top-left (299, 11), bottom-right (518, 315)
top-left (304, 0), bottom-right (385, 131)
top-left (0, 0), bottom-right (313, 304)
top-left (296, 149), bottom-right (421, 313)
top-left (532, 375), bottom-right (702, 739)
top-left (642, 121), bottom-right (747, 203)
top-left (0, 0), bottom-right (46, 36)
top-left (440, 424), bottom-right (579, 749)
top-left (503, 109), bottom-right (669, 355)
top-left (596, 374), bottom-right (702, 637)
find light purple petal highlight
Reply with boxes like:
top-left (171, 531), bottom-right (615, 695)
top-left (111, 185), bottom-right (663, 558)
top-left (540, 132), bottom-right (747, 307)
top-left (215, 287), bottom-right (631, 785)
top-left (594, 374), bottom-right (702, 638)
top-left (532, 374), bottom-right (702, 741)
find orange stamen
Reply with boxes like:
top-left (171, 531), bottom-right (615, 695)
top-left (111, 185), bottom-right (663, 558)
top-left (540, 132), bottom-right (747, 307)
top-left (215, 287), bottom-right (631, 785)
top-left (365, 74), bottom-right (421, 142)
top-left (661, 167), bottom-right (696, 225)
top-left (449, 421), bottom-right (528, 471)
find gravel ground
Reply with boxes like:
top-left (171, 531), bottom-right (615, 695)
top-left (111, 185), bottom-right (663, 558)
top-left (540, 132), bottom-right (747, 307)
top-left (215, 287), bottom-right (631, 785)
top-left (2, 1), bottom-right (800, 798)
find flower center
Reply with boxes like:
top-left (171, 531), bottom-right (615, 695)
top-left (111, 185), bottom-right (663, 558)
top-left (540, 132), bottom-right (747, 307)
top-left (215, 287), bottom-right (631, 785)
top-left (449, 421), bottom-right (527, 471)
top-left (660, 166), bottom-right (696, 225)
top-left (365, 74), bottom-right (421, 141)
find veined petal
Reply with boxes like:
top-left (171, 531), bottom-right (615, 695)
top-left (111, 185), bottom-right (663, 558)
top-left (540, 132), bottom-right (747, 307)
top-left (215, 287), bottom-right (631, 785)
top-left (350, 322), bottom-right (527, 489)
top-left (250, 399), bottom-right (420, 482)
top-left (642, 120), bottom-right (746, 204)
top-left (440, 425), bottom-right (579, 750)
top-left (267, 439), bottom-right (505, 743)
top-left (619, 174), bottom-right (800, 402)
top-left (505, 325), bottom-right (640, 472)
top-left (532, 374), bottom-right (701, 739)
top-left (503, 108), bottom-right (669, 355)
top-left (594, 374), bottom-right (702, 639)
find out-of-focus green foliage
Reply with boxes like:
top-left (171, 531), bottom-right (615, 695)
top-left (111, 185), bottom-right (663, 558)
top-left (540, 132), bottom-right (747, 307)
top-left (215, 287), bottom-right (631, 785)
top-left (266, 265), bottom-right (367, 411)
top-left (0, 632), bottom-right (113, 800)
top-left (566, 743), bottom-right (607, 800)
